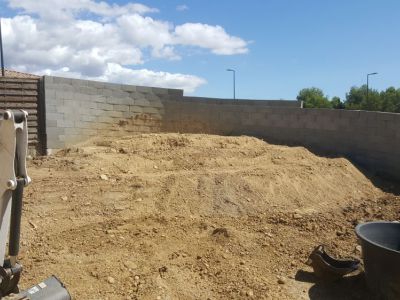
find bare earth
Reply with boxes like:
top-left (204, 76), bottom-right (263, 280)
top-left (18, 133), bottom-right (399, 299)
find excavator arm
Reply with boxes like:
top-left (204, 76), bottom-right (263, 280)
top-left (0, 110), bottom-right (70, 299)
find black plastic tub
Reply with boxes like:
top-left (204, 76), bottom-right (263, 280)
top-left (356, 221), bottom-right (400, 300)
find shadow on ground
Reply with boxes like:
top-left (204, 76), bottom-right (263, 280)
top-left (295, 270), bottom-right (374, 300)
top-left (256, 137), bottom-right (400, 195)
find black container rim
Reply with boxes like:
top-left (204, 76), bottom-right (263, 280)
top-left (355, 221), bottom-right (400, 255)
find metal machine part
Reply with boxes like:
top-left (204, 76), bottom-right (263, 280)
top-left (306, 244), bottom-right (360, 281)
top-left (3, 276), bottom-right (71, 300)
top-left (0, 110), bottom-right (71, 299)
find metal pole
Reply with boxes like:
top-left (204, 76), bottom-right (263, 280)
top-left (227, 69), bottom-right (236, 100)
top-left (0, 18), bottom-right (5, 76)
top-left (366, 72), bottom-right (378, 102)
top-left (233, 70), bottom-right (236, 100)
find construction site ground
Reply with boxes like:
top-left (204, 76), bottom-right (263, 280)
top-left (19, 133), bottom-right (399, 299)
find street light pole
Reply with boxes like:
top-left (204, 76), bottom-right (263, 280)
top-left (366, 72), bottom-right (378, 102)
top-left (226, 69), bottom-right (236, 100)
top-left (0, 18), bottom-right (5, 77)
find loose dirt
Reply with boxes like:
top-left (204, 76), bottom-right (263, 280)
top-left (18, 133), bottom-right (399, 299)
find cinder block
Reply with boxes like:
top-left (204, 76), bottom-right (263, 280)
top-left (71, 79), bottom-right (88, 87)
top-left (106, 110), bottom-right (124, 118)
top-left (136, 86), bottom-right (153, 94)
top-left (113, 104), bottom-right (129, 112)
top-left (47, 140), bottom-right (65, 149)
top-left (81, 115), bottom-right (97, 122)
top-left (74, 121), bottom-right (93, 129)
top-left (46, 120), bottom-right (57, 127)
top-left (47, 112), bottom-right (64, 121)
top-left (81, 129), bottom-right (98, 136)
top-left (152, 87), bottom-right (168, 95)
top-left (57, 119), bottom-right (75, 128)
top-left (91, 94), bottom-right (107, 103)
top-left (99, 88), bottom-right (113, 97)
top-left (63, 113), bottom-right (83, 121)
top-left (44, 76), bottom-right (54, 84)
top-left (97, 103), bottom-right (113, 111)
top-left (46, 105), bottom-right (57, 113)
top-left (111, 90), bottom-right (130, 98)
top-left (46, 127), bottom-right (65, 137)
top-left (55, 90), bottom-right (74, 100)
top-left (78, 86), bottom-right (98, 95)
top-left (53, 77), bottom-right (73, 85)
top-left (104, 82), bottom-right (122, 90)
top-left (64, 128), bottom-right (81, 135)
top-left (106, 96), bottom-right (133, 105)
top-left (97, 116), bottom-right (115, 124)
top-left (168, 89), bottom-right (183, 97)
top-left (122, 111), bottom-right (133, 118)
top-left (129, 105), bottom-right (144, 113)
top-left (87, 80), bottom-right (105, 89)
top-left (121, 84), bottom-right (137, 92)
top-left (80, 101), bottom-right (97, 109)
top-left (142, 107), bottom-right (161, 114)
top-left (89, 109), bottom-right (104, 116)
top-left (135, 98), bottom-right (151, 107)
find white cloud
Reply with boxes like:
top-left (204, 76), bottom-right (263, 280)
top-left (174, 23), bottom-right (248, 55)
top-left (2, 0), bottom-right (248, 92)
top-left (39, 63), bottom-right (206, 93)
top-left (176, 4), bottom-right (189, 12)
top-left (7, 0), bottom-right (158, 20)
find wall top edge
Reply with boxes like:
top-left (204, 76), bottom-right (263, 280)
top-left (43, 75), bottom-right (184, 93)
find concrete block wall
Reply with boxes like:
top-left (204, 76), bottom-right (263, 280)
top-left (44, 76), bottom-right (183, 150)
top-left (44, 76), bottom-right (301, 150)
top-left (43, 76), bottom-right (399, 180)
top-left (163, 99), bottom-right (400, 179)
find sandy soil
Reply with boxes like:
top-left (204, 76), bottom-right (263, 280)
top-left (17, 133), bottom-right (399, 299)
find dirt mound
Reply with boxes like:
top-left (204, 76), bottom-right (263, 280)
top-left (18, 133), bottom-right (396, 299)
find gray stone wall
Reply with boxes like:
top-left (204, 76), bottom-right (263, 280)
top-left (43, 76), bottom-right (400, 180)
top-left (44, 76), bottom-right (301, 150)
top-left (44, 76), bottom-right (183, 151)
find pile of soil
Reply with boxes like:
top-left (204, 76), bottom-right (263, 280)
top-left (18, 133), bottom-right (398, 299)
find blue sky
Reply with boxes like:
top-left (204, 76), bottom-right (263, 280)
top-left (1, 0), bottom-right (400, 100)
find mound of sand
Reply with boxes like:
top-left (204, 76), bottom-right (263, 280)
top-left (19, 133), bottom-right (395, 299)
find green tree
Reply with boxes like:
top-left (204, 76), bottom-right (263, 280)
top-left (380, 87), bottom-right (400, 113)
top-left (330, 96), bottom-right (344, 109)
top-left (345, 85), bottom-right (381, 111)
top-left (297, 87), bottom-right (332, 108)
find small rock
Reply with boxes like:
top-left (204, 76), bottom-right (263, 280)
top-left (153, 165), bottom-right (158, 169)
top-left (134, 275), bottom-right (140, 281)
top-left (100, 174), bottom-right (109, 180)
top-left (61, 196), bottom-right (68, 201)
top-left (355, 245), bottom-right (362, 254)
top-left (277, 276), bottom-right (286, 284)
top-left (246, 290), bottom-right (254, 297)
top-left (107, 276), bottom-right (115, 284)
top-left (123, 261), bottom-right (138, 270)
top-left (29, 221), bottom-right (37, 229)
top-left (119, 148), bottom-right (128, 154)
top-left (293, 213), bottom-right (302, 219)
top-left (212, 227), bottom-right (229, 237)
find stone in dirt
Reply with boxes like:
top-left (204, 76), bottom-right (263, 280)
top-left (107, 276), bottom-right (115, 284)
